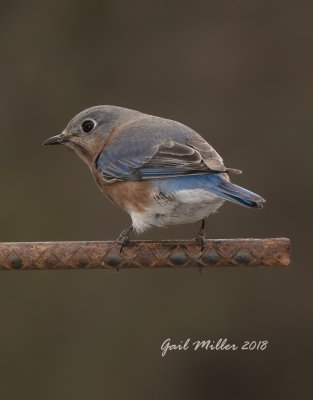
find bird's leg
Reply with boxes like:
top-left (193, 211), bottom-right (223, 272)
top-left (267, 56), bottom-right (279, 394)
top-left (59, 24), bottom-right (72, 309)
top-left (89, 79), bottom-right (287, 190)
top-left (117, 225), bottom-right (133, 253)
top-left (194, 219), bottom-right (206, 252)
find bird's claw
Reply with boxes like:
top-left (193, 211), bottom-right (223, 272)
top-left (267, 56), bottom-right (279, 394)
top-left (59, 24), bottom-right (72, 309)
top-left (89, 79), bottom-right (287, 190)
top-left (119, 236), bottom-right (130, 253)
top-left (116, 226), bottom-right (133, 253)
top-left (194, 219), bottom-right (206, 252)
top-left (194, 232), bottom-right (205, 274)
top-left (194, 232), bottom-right (205, 252)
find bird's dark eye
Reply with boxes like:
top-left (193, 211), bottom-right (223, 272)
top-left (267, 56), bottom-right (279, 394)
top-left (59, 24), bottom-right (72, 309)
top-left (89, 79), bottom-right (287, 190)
top-left (81, 120), bottom-right (95, 133)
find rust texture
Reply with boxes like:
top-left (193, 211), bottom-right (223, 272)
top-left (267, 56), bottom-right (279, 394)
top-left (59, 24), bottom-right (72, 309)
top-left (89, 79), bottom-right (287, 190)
top-left (0, 238), bottom-right (290, 270)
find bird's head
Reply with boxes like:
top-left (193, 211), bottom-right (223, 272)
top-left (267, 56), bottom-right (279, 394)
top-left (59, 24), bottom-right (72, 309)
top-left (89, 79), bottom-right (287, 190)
top-left (43, 105), bottom-right (140, 165)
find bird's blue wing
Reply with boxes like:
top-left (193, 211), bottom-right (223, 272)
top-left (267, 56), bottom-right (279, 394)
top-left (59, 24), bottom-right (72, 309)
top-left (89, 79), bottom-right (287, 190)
top-left (96, 138), bottom-right (158, 181)
top-left (96, 116), bottom-right (230, 181)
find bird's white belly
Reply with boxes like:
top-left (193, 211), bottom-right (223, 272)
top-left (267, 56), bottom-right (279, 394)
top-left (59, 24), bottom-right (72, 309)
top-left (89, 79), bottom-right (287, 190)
top-left (130, 189), bottom-right (225, 233)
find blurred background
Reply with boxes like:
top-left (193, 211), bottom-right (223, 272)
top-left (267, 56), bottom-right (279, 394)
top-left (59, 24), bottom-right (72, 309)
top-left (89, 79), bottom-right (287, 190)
top-left (0, 0), bottom-right (312, 398)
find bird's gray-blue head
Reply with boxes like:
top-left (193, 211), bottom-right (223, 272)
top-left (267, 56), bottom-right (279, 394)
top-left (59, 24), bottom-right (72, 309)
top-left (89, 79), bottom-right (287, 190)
top-left (43, 105), bottom-right (142, 165)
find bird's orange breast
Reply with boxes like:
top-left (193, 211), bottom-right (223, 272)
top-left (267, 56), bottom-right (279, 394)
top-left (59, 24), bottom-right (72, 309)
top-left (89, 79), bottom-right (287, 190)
top-left (92, 168), bottom-right (152, 213)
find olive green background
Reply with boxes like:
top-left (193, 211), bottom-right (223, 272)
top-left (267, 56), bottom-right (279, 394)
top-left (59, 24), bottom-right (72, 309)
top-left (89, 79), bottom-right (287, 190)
top-left (0, 1), bottom-right (312, 399)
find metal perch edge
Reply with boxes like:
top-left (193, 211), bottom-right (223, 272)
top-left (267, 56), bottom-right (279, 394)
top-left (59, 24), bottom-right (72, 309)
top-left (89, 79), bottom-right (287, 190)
top-left (0, 238), bottom-right (290, 270)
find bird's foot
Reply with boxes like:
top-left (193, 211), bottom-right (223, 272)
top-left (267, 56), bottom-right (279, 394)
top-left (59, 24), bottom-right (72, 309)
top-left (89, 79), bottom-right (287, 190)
top-left (116, 225), bottom-right (133, 253)
top-left (194, 220), bottom-right (206, 274)
top-left (194, 219), bottom-right (206, 252)
top-left (195, 232), bottom-right (205, 252)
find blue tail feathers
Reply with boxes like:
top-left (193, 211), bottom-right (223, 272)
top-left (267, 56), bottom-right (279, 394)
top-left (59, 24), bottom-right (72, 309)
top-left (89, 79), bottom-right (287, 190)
top-left (205, 174), bottom-right (265, 208)
top-left (155, 173), bottom-right (265, 208)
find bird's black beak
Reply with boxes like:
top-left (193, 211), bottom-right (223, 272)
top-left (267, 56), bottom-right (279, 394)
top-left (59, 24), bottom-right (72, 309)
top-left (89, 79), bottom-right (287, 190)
top-left (43, 134), bottom-right (67, 146)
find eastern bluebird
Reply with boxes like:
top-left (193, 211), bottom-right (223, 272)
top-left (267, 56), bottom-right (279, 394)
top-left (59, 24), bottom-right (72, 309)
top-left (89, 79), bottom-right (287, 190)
top-left (44, 105), bottom-right (265, 249)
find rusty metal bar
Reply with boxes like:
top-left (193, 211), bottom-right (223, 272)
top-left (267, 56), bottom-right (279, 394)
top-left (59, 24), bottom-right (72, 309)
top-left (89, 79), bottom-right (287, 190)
top-left (0, 238), bottom-right (290, 270)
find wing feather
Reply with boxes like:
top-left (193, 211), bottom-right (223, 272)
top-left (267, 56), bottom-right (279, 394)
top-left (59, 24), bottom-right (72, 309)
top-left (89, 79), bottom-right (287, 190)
top-left (96, 116), bottom-right (240, 181)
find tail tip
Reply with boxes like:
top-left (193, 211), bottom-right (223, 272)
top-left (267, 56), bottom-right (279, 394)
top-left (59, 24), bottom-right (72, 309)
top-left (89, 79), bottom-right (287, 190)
top-left (242, 197), bottom-right (266, 208)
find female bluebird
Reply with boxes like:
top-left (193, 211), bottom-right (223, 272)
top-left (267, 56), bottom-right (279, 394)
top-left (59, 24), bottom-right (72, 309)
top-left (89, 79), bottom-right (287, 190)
top-left (44, 105), bottom-right (265, 248)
